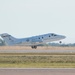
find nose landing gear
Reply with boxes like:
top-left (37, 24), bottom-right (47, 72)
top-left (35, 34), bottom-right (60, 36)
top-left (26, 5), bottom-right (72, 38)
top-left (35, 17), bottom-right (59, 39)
top-left (59, 41), bottom-right (62, 44)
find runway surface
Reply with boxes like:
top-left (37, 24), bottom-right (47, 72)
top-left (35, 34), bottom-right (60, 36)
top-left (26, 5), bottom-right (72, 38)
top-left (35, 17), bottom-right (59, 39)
top-left (0, 68), bottom-right (75, 75)
top-left (0, 49), bottom-right (75, 53)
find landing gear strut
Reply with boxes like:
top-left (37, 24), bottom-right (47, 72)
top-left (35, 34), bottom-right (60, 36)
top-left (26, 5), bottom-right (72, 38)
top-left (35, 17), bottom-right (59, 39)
top-left (31, 46), bottom-right (37, 49)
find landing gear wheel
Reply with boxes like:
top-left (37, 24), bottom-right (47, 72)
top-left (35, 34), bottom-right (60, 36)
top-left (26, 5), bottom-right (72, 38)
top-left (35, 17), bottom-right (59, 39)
top-left (59, 41), bottom-right (62, 44)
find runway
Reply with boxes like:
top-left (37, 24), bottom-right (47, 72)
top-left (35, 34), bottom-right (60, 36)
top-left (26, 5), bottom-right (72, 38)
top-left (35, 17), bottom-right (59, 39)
top-left (0, 49), bottom-right (75, 53)
top-left (0, 68), bottom-right (75, 75)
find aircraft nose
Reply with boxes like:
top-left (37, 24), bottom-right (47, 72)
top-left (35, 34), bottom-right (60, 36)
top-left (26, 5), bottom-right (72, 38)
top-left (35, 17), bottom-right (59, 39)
top-left (61, 35), bottom-right (66, 39)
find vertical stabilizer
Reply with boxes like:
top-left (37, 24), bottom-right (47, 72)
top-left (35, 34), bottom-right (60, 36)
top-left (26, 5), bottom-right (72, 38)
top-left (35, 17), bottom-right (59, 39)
top-left (0, 33), bottom-right (17, 45)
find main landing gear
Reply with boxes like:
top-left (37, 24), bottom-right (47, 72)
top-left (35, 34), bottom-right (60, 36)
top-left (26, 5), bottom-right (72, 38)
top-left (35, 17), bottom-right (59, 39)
top-left (31, 46), bottom-right (37, 49)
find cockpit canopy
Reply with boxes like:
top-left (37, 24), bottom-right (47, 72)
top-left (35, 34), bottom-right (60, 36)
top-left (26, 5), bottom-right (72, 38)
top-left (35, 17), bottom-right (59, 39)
top-left (51, 33), bottom-right (57, 36)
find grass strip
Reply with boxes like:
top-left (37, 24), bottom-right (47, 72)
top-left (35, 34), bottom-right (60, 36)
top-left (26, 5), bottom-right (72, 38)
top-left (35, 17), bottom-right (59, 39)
top-left (0, 54), bottom-right (75, 68)
top-left (0, 63), bottom-right (75, 68)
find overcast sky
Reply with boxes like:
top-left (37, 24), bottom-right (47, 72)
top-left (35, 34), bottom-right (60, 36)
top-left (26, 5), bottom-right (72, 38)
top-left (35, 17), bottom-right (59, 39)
top-left (0, 0), bottom-right (75, 43)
